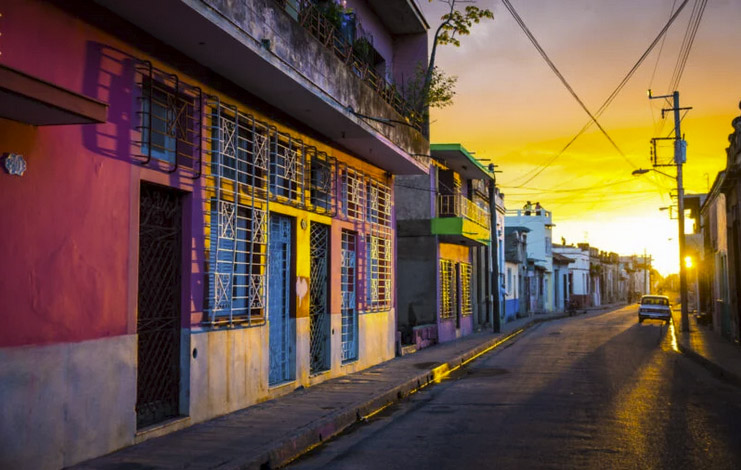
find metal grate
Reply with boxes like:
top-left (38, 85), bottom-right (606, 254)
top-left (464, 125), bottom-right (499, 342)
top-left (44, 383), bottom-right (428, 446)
top-left (309, 223), bottom-right (331, 374)
top-left (440, 259), bottom-right (457, 319)
top-left (306, 147), bottom-right (335, 215)
top-left (204, 98), bottom-right (269, 326)
top-left (136, 183), bottom-right (182, 429)
top-left (341, 166), bottom-right (365, 221)
top-left (269, 214), bottom-right (295, 385)
top-left (366, 179), bottom-right (391, 227)
top-left (460, 262), bottom-right (472, 316)
top-left (270, 132), bottom-right (304, 205)
top-left (365, 234), bottom-right (392, 311)
top-left (135, 61), bottom-right (202, 178)
top-left (341, 230), bottom-right (358, 363)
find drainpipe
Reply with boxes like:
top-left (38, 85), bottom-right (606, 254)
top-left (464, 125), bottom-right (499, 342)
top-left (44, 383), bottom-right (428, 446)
top-left (490, 179), bottom-right (501, 333)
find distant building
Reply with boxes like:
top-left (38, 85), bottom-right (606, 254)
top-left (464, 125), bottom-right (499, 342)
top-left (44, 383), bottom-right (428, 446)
top-left (505, 227), bottom-right (530, 319)
top-left (506, 204), bottom-right (555, 312)
top-left (395, 144), bottom-right (495, 349)
top-left (553, 244), bottom-right (591, 308)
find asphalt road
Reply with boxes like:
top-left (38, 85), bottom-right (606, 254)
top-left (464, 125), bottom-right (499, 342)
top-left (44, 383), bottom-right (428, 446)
top-left (290, 305), bottom-right (741, 470)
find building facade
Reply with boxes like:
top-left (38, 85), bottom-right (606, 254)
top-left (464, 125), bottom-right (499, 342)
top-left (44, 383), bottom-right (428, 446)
top-left (0, 1), bottom-right (429, 468)
top-left (553, 244), bottom-right (591, 309)
top-left (506, 205), bottom-right (555, 312)
top-left (395, 144), bottom-right (494, 348)
top-left (505, 227), bottom-right (529, 320)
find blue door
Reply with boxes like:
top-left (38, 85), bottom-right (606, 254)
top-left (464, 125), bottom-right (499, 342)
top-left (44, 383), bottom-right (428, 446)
top-left (269, 214), bottom-right (295, 385)
top-left (341, 230), bottom-right (358, 362)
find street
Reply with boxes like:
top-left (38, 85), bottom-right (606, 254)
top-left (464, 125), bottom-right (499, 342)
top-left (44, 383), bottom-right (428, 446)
top-left (291, 306), bottom-right (741, 470)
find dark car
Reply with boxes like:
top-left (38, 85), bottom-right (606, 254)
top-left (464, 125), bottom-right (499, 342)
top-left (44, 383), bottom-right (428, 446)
top-left (638, 295), bottom-right (671, 323)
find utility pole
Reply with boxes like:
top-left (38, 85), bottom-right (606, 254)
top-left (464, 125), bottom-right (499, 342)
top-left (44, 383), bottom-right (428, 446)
top-left (489, 178), bottom-right (501, 333)
top-left (649, 90), bottom-right (690, 332)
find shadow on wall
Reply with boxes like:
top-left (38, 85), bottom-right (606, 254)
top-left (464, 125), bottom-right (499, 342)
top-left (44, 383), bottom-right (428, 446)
top-left (82, 42), bottom-right (137, 163)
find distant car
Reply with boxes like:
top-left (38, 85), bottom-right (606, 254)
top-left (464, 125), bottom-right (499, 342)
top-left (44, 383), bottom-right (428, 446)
top-left (638, 295), bottom-right (671, 323)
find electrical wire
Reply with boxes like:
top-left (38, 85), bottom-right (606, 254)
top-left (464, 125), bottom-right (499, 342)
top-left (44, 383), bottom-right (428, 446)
top-left (506, 0), bottom-right (691, 189)
top-left (668, 0), bottom-right (707, 92)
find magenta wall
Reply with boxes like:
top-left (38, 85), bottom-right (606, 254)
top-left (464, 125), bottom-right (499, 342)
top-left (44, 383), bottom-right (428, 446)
top-left (0, 0), bottom-right (204, 348)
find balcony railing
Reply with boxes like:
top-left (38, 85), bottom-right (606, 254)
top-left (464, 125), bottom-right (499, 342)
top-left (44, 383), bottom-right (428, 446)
top-left (438, 194), bottom-right (490, 229)
top-left (275, 0), bottom-right (422, 131)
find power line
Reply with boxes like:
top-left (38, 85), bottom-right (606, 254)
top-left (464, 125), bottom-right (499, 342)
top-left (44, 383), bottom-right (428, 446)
top-left (501, 0), bottom-right (629, 175)
top-left (507, 0), bottom-right (691, 188)
top-left (668, 0), bottom-right (707, 92)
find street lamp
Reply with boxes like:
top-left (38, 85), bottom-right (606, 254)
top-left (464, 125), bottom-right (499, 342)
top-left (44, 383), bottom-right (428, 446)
top-left (632, 164), bottom-right (690, 333)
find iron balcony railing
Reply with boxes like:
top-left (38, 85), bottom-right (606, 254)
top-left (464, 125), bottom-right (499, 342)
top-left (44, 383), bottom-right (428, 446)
top-left (275, 0), bottom-right (422, 131)
top-left (437, 194), bottom-right (490, 229)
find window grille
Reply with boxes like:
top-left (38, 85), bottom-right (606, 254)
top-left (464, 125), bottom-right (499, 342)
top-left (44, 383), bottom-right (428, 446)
top-left (207, 102), bottom-right (270, 200)
top-left (460, 262), bottom-right (472, 316)
top-left (366, 178), bottom-right (391, 227)
top-left (440, 259), bottom-right (457, 319)
top-left (365, 234), bottom-right (392, 311)
top-left (135, 61), bottom-right (202, 178)
top-left (270, 132), bottom-right (304, 205)
top-left (203, 96), bottom-right (269, 326)
top-left (341, 230), bottom-right (358, 362)
top-left (306, 147), bottom-right (335, 215)
top-left (341, 166), bottom-right (365, 221)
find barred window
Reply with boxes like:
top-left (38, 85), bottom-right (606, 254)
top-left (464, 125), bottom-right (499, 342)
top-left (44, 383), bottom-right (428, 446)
top-left (206, 198), bottom-right (267, 325)
top-left (440, 259), bottom-right (457, 319)
top-left (342, 168), bottom-right (365, 221)
top-left (308, 148), bottom-right (334, 214)
top-left (136, 63), bottom-right (202, 175)
top-left (366, 179), bottom-right (391, 227)
top-left (460, 262), bottom-right (472, 316)
top-left (270, 133), bottom-right (303, 203)
top-left (365, 234), bottom-right (392, 310)
top-left (210, 106), bottom-right (269, 196)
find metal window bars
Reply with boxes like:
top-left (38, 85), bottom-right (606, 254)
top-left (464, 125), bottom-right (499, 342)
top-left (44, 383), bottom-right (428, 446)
top-left (204, 97), bottom-right (270, 326)
top-left (460, 262), bottom-right (473, 316)
top-left (134, 61), bottom-right (202, 178)
top-left (340, 165), bottom-right (366, 221)
top-left (365, 234), bottom-right (392, 311)
top-left (440, 259), bottom-right (457, 319)
top-left (270, 131), bottom-right (305, 206)
top-left (341, 230), bottom-right (358, 362)
top-left (305, 146), bottom-right (336, 216)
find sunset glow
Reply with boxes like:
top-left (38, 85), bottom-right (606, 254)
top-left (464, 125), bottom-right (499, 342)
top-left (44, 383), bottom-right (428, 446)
top-left (422, 0), bottom-right (741, 275)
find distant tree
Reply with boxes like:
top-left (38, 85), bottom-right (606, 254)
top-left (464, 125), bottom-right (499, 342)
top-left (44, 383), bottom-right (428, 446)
top-left (414, 0), bottom-right (494, 124)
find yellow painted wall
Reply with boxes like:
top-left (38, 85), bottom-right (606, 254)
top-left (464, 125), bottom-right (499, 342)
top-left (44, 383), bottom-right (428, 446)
top-left (439, 243), bottom-right (470, 263)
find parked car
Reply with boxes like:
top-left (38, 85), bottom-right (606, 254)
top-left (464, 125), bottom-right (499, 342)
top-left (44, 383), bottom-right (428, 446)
top-left (638, 295), bottom-right (671, 323)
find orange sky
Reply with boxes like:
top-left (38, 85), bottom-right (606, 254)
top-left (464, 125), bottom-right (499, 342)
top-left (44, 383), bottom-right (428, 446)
top-left (420, 0), bottom-right (741, 275)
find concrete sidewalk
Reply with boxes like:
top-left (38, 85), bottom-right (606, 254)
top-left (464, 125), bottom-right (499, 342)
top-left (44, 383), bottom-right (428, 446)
top-left (73, 311), bottom-right (581, 470)
top-left (671, 308), bottom-right (741, 388)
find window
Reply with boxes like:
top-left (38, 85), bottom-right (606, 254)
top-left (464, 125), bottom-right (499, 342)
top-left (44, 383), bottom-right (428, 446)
top-left (342, 168), bottom-right (365, 220)
top-left (206, 198), bottom-right (267, 324)
top-left (460, 262), bottom-right (472, 316)
top-left (308, 149), bottom-right (334, 213)
top-left (440, 259), bottom-right (457, 319)
top-left (136, 65), bottom-right (202, 175)
top-left (210, 106), bottom-right (269, 196)
top-left (365, 234), bottom-right (392, 310)
top-left (507, 267), bottom-right (512, 293)
top-left (366, 179), bottom-right (391, 227)
top-left (270, 133), bottom-right (303, 202)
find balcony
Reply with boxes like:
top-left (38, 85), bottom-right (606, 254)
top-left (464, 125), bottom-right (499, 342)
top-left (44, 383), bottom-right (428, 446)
top-left (506, 208), bottom-right (554, 228)
top-left (431, 194), bottom-right (491, 246)
top-left (94, 0), bottom-right (429, 175)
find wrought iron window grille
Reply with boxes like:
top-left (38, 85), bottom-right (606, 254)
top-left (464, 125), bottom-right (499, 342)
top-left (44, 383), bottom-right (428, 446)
top-left (270, 131), bottom-right (304, 205)
top-left (365, 233), bottom-right (392, 312)
top-left (306, 146), bottom-right (336, 216)
top-left (460, 262), bottom-right (473, 316)
top-left (440, 259), bottom-right (457, 319)
top-left (134, 61), bottom-right (203, 178)
top-left (341, 229), bottom-right (359, 362)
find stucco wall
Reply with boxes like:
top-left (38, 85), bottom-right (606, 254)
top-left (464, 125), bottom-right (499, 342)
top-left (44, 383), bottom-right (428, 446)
top-left (0, 335), bottom-right (137, 470)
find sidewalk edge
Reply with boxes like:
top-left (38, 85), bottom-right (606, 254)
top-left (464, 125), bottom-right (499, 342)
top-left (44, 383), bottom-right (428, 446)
top-left (671, 322), bottom-right (741, 389)
top-left (246, 314), bottom-right (569, 469)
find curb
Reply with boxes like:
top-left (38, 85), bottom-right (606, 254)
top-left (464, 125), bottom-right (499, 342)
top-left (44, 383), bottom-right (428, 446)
top-left (244, 315), bottom-right (569, 469)
top-left (671, 323), bottom-right (741, 389)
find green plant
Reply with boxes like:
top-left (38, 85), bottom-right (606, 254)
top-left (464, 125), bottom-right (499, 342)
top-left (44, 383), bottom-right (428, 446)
top-left (352, 36), bottom-right (373, 64)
